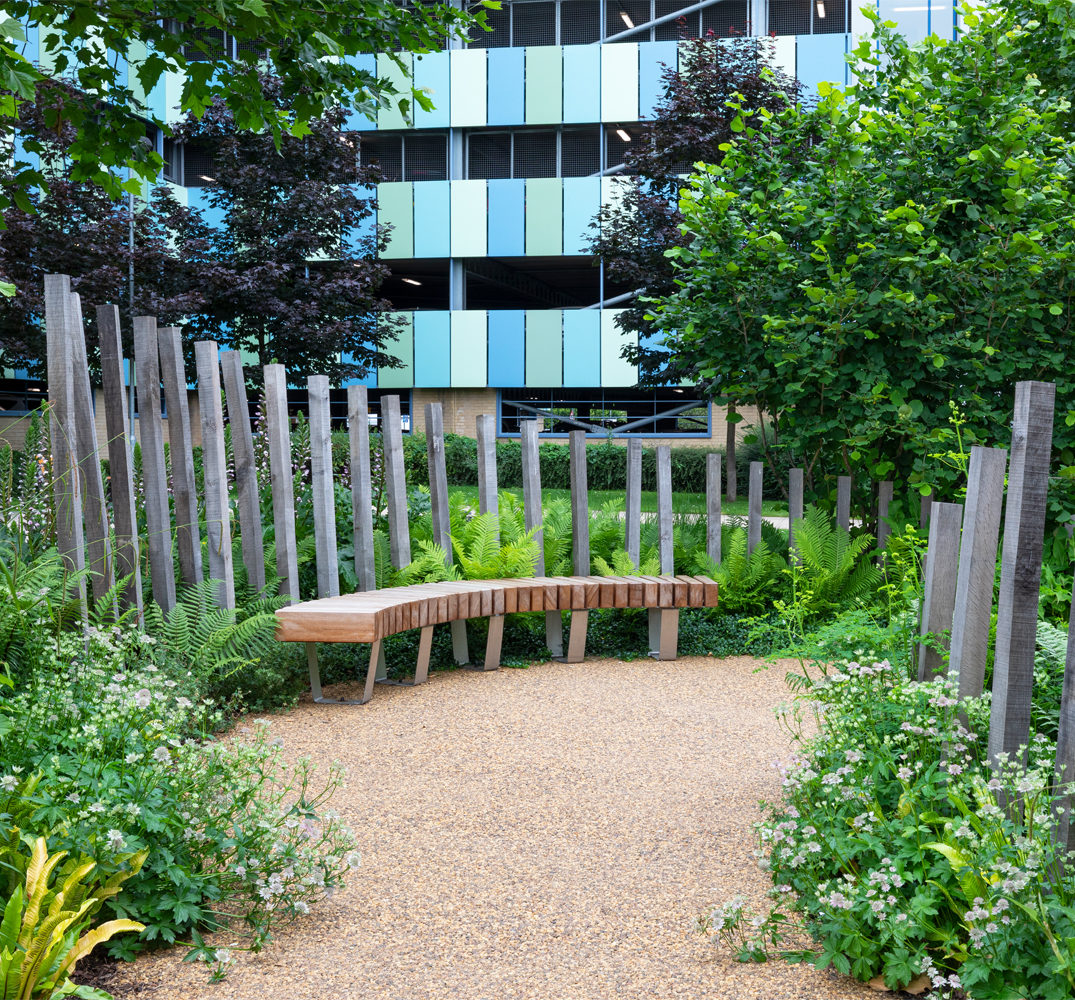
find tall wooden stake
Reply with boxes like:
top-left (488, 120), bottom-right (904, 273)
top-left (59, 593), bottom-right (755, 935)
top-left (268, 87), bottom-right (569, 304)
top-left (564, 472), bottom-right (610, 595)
top-left (917, 501), bottom-right (963, 681)
top-left (521, 418), bottom-right (561, 657)
top-left (195, 340), bottom-right (234, 609)
top-left (788, 467), bottom-right (804, 563)
top-left (747, 460), bottom-right (763, 556)
top-left (382, 394), bottom-right (410, 568)
top-left (706, 452), bottom-right (721, 566)
top-left (350, 386), bottom-right (377, 593)
top-left (836, 474), bottom-right (852, 534)
top-left (876, 480), bottom-right (894, 562)
top-left (566, 430), bottom-right (589, 662)
top-left (625, 437), bottom-right (642, 569)
top-left (308, 375), bottom-right (339, 599)
top-left (725, 403), bottom-right (737, 503)
top-left (264, 365), bottom-right (299, 602)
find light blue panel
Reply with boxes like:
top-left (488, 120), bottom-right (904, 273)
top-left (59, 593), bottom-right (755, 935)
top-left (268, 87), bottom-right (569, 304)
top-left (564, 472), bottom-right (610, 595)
top-left (340, 352), bottom-right (377, 389)
top-left (450, 50), bottom-right (487, 127)
top-left (344, 54), bottom-right (378, 129)
top-left (487, 47), bottom-right (524, 126)
top-left (186, 187), bottom-right (225, 230)
top-left (562, 177), bottom-right (600, 256)
top-left (414, 312), bottom-right (452, 388)
top-left (795, 34), bottom-right (848, 95)
top-left (451, 180), bottom-right (488, 257)
top-left (487, 179), bottom-right (525, 256)
top-left (601, 43), bottom-right (638, 122)
top-left (562, 45), bottom-right (600, 124)
top-left (451, 312), bottom-right (488, 386)
top-left (487, 311), bottom-right (525, 386)
top-left (600, 309), bottom-right (637, 386)
top-left (413, 50), bottom-right (451, 128)
top-left (638, 41), bottom-right (676, 119)
top-left (562, 311), bottom-right (601, 386)
top-left (413, 180), bottom-right (451, 257)
top-left (344, 183), bottom-right (378, 254)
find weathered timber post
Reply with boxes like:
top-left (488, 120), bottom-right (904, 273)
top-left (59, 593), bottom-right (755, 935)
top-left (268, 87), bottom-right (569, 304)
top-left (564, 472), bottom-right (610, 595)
top-left (706, 452), bottom-right (722, 566)
top-left (625, 437), bottom-right (642, 569)
top-left (566, 430), bottom-right (589, 662)
top-left (475, 413), bottom-right (503, 669)
top-left (788, 467), bottom-right (804, 563)
top-left (725, 403), bottom-right (737, 503)
top-left (917, 501), bottom-right (963, 681)
top-left (920, 488), bottom-right (933, 530)
top-left (307, 375), bottom-right (339, 600)
top-left (989, 381), bottom-right (1056, 766)
top-left (521, 418), bottom-right (561, 657)
top-left (350, 386), bottom-right (377, 593)
top-left (264, 365), bottom-right (299, 602)
top-left (836, 475), bottom-right (852, 534)
top-left (747, 460), bottom-right (763, 556)
top-left (948, 447), bottom-right (1007, 701)
top-left (381, 394), bottom-right (411, 568)
top-left (134, 316), bottom-right (176, 612)
top-left (876, 480), bottom-right (894, 563)
top-left (650, 445), bottom-right (678, 659)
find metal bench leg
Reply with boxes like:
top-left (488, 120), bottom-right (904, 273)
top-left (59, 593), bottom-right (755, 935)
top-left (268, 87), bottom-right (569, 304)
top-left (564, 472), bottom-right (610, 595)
top-left (545, 610), bottom-right (564, 658)
top-left (414, 625), bottom-right (434, 685)
top-left (306, 642), bottom-right (369, 706)
top-left (650, 609), bottom-right (679, 661)
top-left (482, 615), bottom-right (504, 670)
top-left (450, 619), bottom-right (470, 665)
top-left (565, 610), bottom-right (588, 663)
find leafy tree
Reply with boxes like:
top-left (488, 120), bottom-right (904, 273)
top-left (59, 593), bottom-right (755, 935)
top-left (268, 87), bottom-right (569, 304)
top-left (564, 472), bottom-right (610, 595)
top-left (653, 7), bottom-right (1075, 516)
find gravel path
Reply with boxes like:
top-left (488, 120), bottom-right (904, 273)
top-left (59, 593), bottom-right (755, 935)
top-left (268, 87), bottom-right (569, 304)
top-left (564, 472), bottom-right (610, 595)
top-left (106, 656), bottom-right (875, 1000)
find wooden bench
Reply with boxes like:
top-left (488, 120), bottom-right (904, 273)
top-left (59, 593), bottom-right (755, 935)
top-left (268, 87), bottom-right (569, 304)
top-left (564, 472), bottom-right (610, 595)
top-left (275, 574), bottom-right (719, 704)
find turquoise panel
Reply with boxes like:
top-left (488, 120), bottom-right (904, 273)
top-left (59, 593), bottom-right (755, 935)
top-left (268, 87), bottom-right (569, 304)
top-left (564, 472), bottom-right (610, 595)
top-left (562, 311), bottom-right (601, 386)
top-left (344, 183), bottom-right (378, 254)
top-left (487, 47), bottom-right (524, 126)
top-left (638, 41), bottom-right (676, 119)
top-left (796, 33), bottom-right (848, 94)
top-left (340, 352), bottom-right (377, 389)
top-left (487, 179), bottom-right (525, 256)
top-left (413, 50), bottom-right (451, 128)
top-left (413, 181), bottom-right (451, 257)
top-left (451, 312), bottom-right (488, 386)
top-left (562, 45), bottom-right (600, 124)
top-left (525, 179), bottom-right (562, 256)
top-left (487, 311), bottom-right (525, 386)
top-left (186, 187), bottom-right (225, 230)
top-left (525, 311), bottom-right (563, 387)
top-left (562, 177), bottom-right (600, 256)
top-left (525, 46), bottom-right (563, 124)
top-left (378, 313), bottom-right (415, 388)
top-left (414, 312), bottom-right (451, 387)
top-left (600, 310), bottom-right (637, 386)
top-left (344, 54), bottom-right (378, 129)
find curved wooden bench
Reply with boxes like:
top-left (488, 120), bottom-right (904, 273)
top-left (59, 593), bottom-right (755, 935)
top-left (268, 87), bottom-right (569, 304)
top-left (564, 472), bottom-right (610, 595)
top-left (276, 574), bottom-right (718, 704)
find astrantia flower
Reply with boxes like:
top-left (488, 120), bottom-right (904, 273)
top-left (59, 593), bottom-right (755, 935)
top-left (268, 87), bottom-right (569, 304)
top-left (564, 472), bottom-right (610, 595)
top-left (133, 688), bottom-right (152, 710)
top-left (152, 746), bottom-right (170, 763)
top-left (106, 829), bottom-right (125, 851)
top-left (0, 775), bottom-right (16, 792)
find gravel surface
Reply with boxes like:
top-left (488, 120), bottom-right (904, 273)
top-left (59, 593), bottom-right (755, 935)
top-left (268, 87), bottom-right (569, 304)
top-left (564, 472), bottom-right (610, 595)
top-left (106, 655), bottom-right (876, 1000)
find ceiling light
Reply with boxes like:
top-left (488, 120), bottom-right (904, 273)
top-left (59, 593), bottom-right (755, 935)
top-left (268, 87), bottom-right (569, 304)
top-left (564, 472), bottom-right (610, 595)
top-left (815, 0), bottom-right (826, 16)
top-left (401, 277), bottom-right (422, 286)
top-left (199, 174), bottom-right (215, 183)
top-left (619, 10), bottom-right (634, 28)
top-left (615, 128), bottom-right (631, 142)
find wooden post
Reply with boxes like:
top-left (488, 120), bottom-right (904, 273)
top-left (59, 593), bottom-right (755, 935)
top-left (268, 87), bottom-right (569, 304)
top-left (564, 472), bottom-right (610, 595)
top-left (382, 394), bottom-right (410, 568)
top-left (264, 365), bottom-right (299, 602)
top-left (948, 447), bottom-right (1006, 700)
top-left (476, 413), bottom-right (499, 524)
top-left (566, 429), bottom-right (589, 662)
top-left (43, 275), bottom-right (86, 610)
top-left (308, 375), bottom-right (339, 599)
top-left (920, 488), bottom-right (933, 530)
top-left (97, 304), bottom-right (143, 614)
top-left (747, 460), bottom-right (763, 556)
top-left (522, 418), bottom-right (561, 657)
top-left (725, 403), bottom-right (737, 503)
top-left (651, 445), bottom-right (678, 660)
top-left (788, 467), bottom-right (804, 562)
top-left (350, 386), bottom-right (377, 593)
top-left (625, 437), bottom-right (642, 569)
top-left (917, 501), bottom-right (963, 681)
top-left (988, 381), bottom-right (1056, 766)
top-left (158, 326), bottom-right (202, 588)
top-left (220, 352), bottom-right (265, 593)
top-left (68, 293), bottom-right (113, 608)
top-left (194, 340), bottom-right (234, 609)
top-left (876, 480), bottom-right (894, 560)
top-left (1053, 572), bottom-right (1075, 854)
top-left (836, 475), bottom-right (852, 534)
top-left (706, 452), bottom-right (721, 566)
top-left (134, 316), bottom-right (176, 612)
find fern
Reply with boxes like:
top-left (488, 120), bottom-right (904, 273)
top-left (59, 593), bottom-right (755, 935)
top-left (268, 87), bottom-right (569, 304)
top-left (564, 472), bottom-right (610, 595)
top-left (790, 505), bottom-right (881, 616)
top-left (540, 498), bottom-right (573, 576)
top-left (1036, 619), bottom-right (1068, 668)
top-left (393, 540), bottom-right (461, 585)
top-left (691, 527), bottom-right (786, 614)
top-left (593, 549), bottom-right (661, 577)
top-left (450, 511), bottom-right (540, 580)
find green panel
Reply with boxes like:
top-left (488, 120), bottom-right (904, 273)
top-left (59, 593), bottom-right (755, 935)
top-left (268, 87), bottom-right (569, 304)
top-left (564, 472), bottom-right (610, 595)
top-left (525, 179), bottom-right (562, 256)
top-left (450, 180), bottom-right (488, 257)
top-left (127, 40), bottom-right (148, 105)
top-left (600, 310), bottom-right (637, 386)
top-left (378, 53), bottom-right (413, 129)
top-left (165, 70), bottom-right (185, 128)
top-left (524, 46), bottom-right (563, 125)
top-left (601, 43), bottom-right (638, 122)
top-left (525, 311), bottom-right (563, 387)
top-left (379, 313), bottom-right (415, 388)
top-left (450, 50), bottom-right (487, 127)
top-left (451, 312), bottom-right (488, 386)
top-left (377, 182), bottom-right (414, 259)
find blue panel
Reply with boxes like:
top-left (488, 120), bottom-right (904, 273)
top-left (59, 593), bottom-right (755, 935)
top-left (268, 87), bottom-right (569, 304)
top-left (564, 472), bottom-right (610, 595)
top-left (638, 41), bottom-right (676, 120)
top-left (486, 47), bottom-right (524, 126)
top-left (413, 312), bottom-right (451, 388)
top-left (413, 180), bottom-right (451, 257)
top-left (487, 311), bottom-right (525, 386)
top-left (562, 311), bottom-right (601, 386)
top-left (344, 183), bottom-right (378, 254)
top-left (413, 50), bottom-right (451, 128)
top-left (795, 34), bottom-right (848, 95)
top-left (186, 187), bottom-right (225, 230)
top-left (340, 353), bottom-right (378, 388)
top-left (344, 54), bottom-right (378, 129)
top-left (562, 177), bottom-right (600, 256)
top-left (487, 179), bottom-right (525, 256)
top-left (562, 45), bottom-right (600, 124)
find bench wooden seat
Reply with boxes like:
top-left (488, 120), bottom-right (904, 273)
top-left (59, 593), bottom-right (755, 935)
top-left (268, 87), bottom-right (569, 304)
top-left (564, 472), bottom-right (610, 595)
top-left (276, 574), bottom-right (718, 705)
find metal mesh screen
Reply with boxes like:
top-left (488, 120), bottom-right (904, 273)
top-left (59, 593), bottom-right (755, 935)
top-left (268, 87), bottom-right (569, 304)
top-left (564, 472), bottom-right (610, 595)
top-left (162, 138), bottom-right (181, 183)
top-left (235, 37), bottom-right (268, 59)
top-left (183, 26), bottom-right (229, 61)
top-left (513, 2), bottom-right (557, 45)
top-left (768, 0), bottom-right (811, 34)
top-left (560, 0), bottom-right (601, 43)
top-left (561, 127), bottom-right (600, 177)
top-left (183, 143), bottom-right (218, 187)
top-left (604, 126), bottom-right (634, 170)
top-left (360, 133), bottom-right (403, 182)
top-left (513, 130), bottom-right (557, 178)
top-left (701, 0), bottom-right (750, 36)
top-left (404, 132), bottom-right (448, 181)
top-left (655, 0), bottom-right (699, 40)
top-left (468, 132), bottom-right (512, 179)
top-left (469, 5), bottom-right (511, 46)
top-left (606, 0), bottom-right (650, 38)
top-left (816, 0), bottom-right (849, 33)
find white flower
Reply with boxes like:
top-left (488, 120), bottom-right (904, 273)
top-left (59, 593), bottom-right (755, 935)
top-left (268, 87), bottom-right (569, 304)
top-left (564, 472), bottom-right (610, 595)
top-left (214, 949), bottom-right (233, 964)
top-left (106, 829), bottom-right (125, 851)
top-left (0, 775), bottom-right (17, 792)
top-left (133, 688), bottom-right (152, 710)
top-left (125, 752), bottom-right (142, 764)
top-left (152, 746), bottom-right (170, 763)
top-left (175, 696), bottom-right (192, 709)
top-left (66, 792), bottom-right (80, 804)
top-left (89, 802), bottom-right (106, 814)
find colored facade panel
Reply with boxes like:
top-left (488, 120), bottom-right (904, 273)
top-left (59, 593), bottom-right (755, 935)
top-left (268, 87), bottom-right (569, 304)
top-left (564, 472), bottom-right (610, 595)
top-left (344, 183), bottom-right (377, 253)
top-left (525, 178), bottom-right (563, 256)
top-left (413, 50), bottom-right (451, 128)
top-left (451, 180), bottom-right (488, 257)
top-left (378, 313), bottom-right (415, 388)
top-left (164, 70), bottom-right (184, 127)
top-left (601, 43), bottom-right (638, 122)
top-left (525, 46), bottom-right (563, 124)
top-left (525, 311), bottom-right (563, 387)
top-left (487, 310), bottom-right (526, 386)
top-left (414, 312), bottom-right (452, 387)
top-left (600, 175), bottom-right (630, 215)
top-left (796, 34), bottom-right (848, 94)
top-left (377, 182), bottom-right (414, 259)
top-left (487, 47), bottom-right (525, 125)
top-left (413, 181), bottom-right (451, 258)
top-left (451, 311), bottom-right (488, 386)
top-left (562, 45), bottom-right (601, 124)
top-left (764, 35), bottom-right (796, 79)
top-left (562, 177), bottom-right (600, 256)
top-left (600, 310), bottom-right (636, 386)
top-left (186, 187), bottom-right (224, 230)
top-left (344, 54), bottom-right (378, 129)
top-left (340, 352), bottom-right (377, 389)
top-left (487, 179), bottom-right (525, 256)
top-left (638, 41), bottom-right (676, 120)
top-left (450, 49), bottom-right (487, 127)
top-left (377, 53), bottom-right (413, 129)
top-left (562, 311), bottom-right (601, 386)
